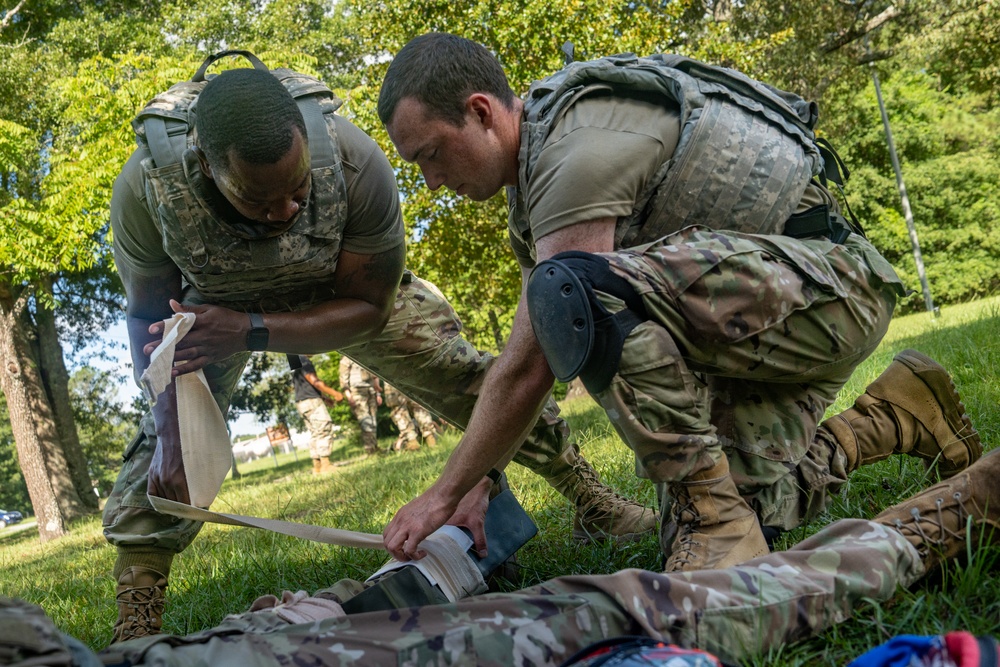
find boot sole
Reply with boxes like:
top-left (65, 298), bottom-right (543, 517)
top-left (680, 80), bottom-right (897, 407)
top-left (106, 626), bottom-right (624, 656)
top-left (893, 349), bottom-right (983, 474)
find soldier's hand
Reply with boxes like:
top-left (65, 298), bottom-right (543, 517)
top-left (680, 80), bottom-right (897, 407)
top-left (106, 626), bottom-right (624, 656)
top-left (447, 478), bottom-right (491, 558)
top-left (147, 429), bottom-right (191, 505)
top-left (383, 487), bottom-right (457, 562)
top-left (143, 300), bottom-right (247, 375)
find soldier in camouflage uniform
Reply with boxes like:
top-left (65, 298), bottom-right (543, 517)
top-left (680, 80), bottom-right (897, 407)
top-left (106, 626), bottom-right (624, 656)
top-left (377, 34), bottom-right (982, 571)
top-left (8, 450), bottom-right (999, 666)
top-left (384, 381), bottom-right (439, 451)
top-left (338, 356), bottom-right (384, 455)
top-left (104, 55), bottom-right (656, 643)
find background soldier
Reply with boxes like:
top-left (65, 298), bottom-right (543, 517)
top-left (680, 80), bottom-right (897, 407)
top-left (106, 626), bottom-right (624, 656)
top-left (287, 354), bottom-right (343, 473)
top-left (338, 356), bottom-right (383, 455)
top-left (384, 382), bottom-right (438, 451)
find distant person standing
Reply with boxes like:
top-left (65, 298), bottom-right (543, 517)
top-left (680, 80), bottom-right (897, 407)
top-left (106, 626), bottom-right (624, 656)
top-left (288, 355), bottom-right (343, 474)
top-left (384, 383), bottom-right (438, 451)
top-left (338, 357), bottom-right (383, 455)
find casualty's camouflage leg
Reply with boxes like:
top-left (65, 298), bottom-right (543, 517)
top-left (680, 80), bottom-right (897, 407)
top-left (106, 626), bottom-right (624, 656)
top-left (99, 519), bottom-right (920, 667)
top-left (530, 518), bottom-right (921, 665)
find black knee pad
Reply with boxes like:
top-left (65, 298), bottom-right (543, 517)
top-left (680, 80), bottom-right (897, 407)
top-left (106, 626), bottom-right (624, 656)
top-left (527, 251), bottom-right (647, 394)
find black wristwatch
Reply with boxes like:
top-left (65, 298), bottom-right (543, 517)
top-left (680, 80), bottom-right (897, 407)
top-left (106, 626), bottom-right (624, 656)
top-left (246, 312), bottom-right (269, 351)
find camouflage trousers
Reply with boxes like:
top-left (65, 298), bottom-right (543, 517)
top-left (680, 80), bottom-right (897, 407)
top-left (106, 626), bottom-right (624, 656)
top-left (346, 386), bottom-right (379, 435)
top-left (39, 519), bottom-right (920, 666)
top-left (384, 383), bottom-right (438, 442)
top-left (296, 397), bottom-right (335, 459)
top-left (586, 226), bottom-right (904, 530)
top-left (103, 271), bottom-right (575, 553)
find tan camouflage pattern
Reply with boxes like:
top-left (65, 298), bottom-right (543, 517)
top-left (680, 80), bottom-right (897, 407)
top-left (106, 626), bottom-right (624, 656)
top-left (384, 383), bottom-right (438, 442)
top-left (103, 273), bottom-right (580, 551)
top-left (8, 519), bottom-right (923, 666)
top-left (588, 226), bottom-right (904, 529)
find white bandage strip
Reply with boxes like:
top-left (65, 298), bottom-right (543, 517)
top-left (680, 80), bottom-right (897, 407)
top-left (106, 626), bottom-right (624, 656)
top-left (143, 313), bottom-right (485, 602)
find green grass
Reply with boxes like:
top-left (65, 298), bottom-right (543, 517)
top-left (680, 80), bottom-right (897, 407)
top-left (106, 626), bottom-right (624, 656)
top-left (2, 296), bottom-right (999, 663)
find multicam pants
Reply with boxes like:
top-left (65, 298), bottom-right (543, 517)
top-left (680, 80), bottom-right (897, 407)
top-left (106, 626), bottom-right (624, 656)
top-left (295, 397), bottom-right (335, 459)
top-left (345, 386), bottom-right (379, 436)
top-left (587, 226), bottom-right (904, 529)
top-left (103, 271), bottom-right (575, 552)
top-left (18, 519), bottom-right (922, 666)
top-left (384, 383), bottom-right (438, 443)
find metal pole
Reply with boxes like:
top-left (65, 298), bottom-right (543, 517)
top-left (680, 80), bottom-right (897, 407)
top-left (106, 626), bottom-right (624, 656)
top-left (869, 62), bottom-right (937, 314)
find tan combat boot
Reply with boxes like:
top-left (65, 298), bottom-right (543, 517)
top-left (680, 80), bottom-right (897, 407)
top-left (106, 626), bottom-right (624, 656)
top-left (312, 458), bottom-right (322, 475)
top-left (404, 437), bottom-right (421, 452)
top-left (423, 432), bottom-right (437, 448)
top-left (874, 448), bottom-right (1000, 572)
top-left (663, 457), bottom-right (769, 572)
top-left (823, 349), bottom-right (981, 478)
top-left (537, 444), bottom-right (657, 543)
top-left (112, 566), bottom-right (167, 643)
top-left (317, 456), bottom-right (335, 474)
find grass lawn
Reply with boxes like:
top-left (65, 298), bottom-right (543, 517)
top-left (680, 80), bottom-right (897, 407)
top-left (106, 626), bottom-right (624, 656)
top-left (2, 296), bottom-right (998, 664)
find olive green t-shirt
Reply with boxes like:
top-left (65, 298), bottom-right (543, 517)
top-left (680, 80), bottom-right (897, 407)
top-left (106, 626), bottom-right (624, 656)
top-left (111, 114), bottom-right (404, 282)
top-left (507, 90), bottom-right (835, 267)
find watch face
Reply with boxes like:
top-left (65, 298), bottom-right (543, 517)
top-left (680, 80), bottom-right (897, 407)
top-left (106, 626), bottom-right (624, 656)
top-left (247, 327), bottom-right (269, 351)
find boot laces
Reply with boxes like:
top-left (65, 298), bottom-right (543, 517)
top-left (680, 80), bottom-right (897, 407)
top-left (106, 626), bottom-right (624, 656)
top-left (572, 458), bottom-right (635, 517)
top-left (115, 583), bottom-right (165, 640)
top-left (891, 492), bottom-right (968, 557)
top-left (663, 499), bottom-right (705, 569)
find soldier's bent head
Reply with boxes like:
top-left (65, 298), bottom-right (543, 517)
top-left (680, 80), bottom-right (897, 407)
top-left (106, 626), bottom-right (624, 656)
top-left (378, 32), bottom-right (517, 127)
top-left (196, 68), bottom-right (307, 172)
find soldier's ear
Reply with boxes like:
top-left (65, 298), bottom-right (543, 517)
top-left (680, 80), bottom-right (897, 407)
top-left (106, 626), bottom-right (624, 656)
top-left (193, 147), bottom-right (214, 180)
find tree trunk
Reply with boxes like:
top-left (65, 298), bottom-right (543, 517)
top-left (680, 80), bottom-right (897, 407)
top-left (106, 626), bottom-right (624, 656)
top-left (0, 278), bottom-right (87, 541)
top-left (35, 275), bottom-right (98, 510)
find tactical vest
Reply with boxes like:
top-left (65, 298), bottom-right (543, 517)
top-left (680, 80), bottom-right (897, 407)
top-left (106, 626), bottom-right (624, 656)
top-left (508, 53), bottom-right (824, 255)
top-left (132, 50), bottom-right (350, 312)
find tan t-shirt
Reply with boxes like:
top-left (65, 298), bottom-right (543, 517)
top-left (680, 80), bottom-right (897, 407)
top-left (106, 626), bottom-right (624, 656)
top-left (111, 114), bottom-right (404, 282)
top-left (509, 90), bottom-right (681, 267)
top-left (508, 90), bottom-right (835, 267)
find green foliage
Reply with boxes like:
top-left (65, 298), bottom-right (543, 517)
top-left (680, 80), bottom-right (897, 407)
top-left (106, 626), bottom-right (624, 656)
top-left (828, 69), bottom-right (1000, 312)
top-left (67, 366), bottom-right (142, 498)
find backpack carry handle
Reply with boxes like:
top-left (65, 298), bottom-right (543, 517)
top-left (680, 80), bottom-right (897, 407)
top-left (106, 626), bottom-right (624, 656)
top-left (192, 49), bottom-right (269, 82)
